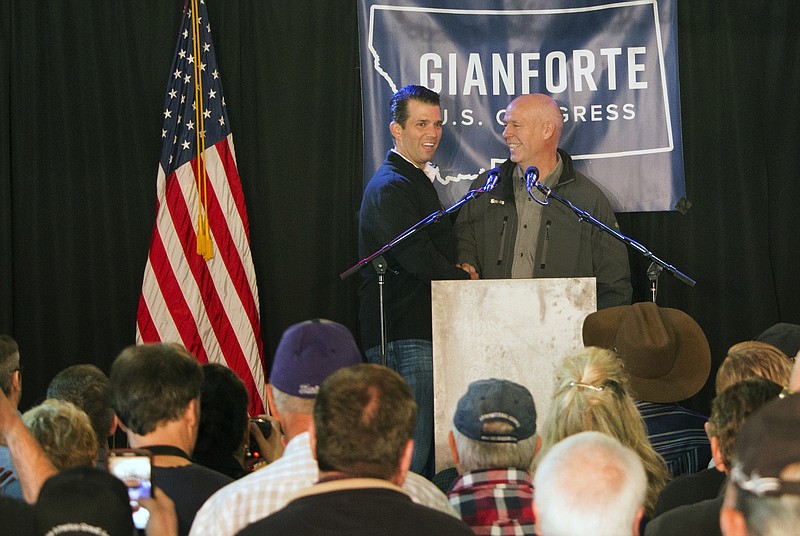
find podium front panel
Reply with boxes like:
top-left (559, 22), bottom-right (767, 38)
top-left (431, 277), bottom-right (596, 473)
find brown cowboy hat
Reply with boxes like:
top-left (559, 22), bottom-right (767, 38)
top-left (582, 302), bottom-right (710, 403)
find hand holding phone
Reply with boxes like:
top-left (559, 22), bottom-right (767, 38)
top-left (137, 486), bottom-right (178, 536)
top-left (107, 448), bottom-right (153, 530)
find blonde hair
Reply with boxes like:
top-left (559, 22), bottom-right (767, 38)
top-left (23, 398), bottom-right (98, 470)
top-left (715, 341), bottom-right (792, 395)
top-left (537, 347), bottom-right (669, 517)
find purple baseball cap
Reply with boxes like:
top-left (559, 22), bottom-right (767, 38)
top-left (269, 319), bottom-right (363, 398)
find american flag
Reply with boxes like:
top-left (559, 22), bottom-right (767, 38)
top-left (136, 0), bottom-right (266, 414)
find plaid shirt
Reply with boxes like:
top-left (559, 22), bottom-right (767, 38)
top-left (447, 468), bottom-right (535, 536)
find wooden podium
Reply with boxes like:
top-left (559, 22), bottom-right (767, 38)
top-left (431, 277), bottom-right (597, 472)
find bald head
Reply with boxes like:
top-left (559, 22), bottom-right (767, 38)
top-left (508, 94), bottom-right (564, 131)
top-left (534, 431), bottom-right (646, 536)
top-left (502, 94), bottom-right (564, 174)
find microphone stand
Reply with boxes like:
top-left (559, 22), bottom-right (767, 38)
top-left (647, 261), bottom-right (662, 303)
top-left (524, 167), bottom-right (695, 292)
top-left (340, 169), bottom-right (501, 366)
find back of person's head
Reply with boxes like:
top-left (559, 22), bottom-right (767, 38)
top-left (722, 392), bottom-right (800, 536)
top-left (707, 378), bottom-right (783, 471)
top-left (534, 431), bottom-right (646, 536)
top-left (0, 334), bottom-right (20, 396)
top-left (268, 319), bottom-right (363, 416)
top-left (715, 341), bottom-right (792, 395)
top-left (389, 84), bottom-right (440, 127)
top-left (110, 343), bottom-right (203, 435)
top-left (35, 466), bottom-right (133, 536)
top-left (754, 323), bottom-right (800, 359)
top-left (539, 346), bottom-right (668, 516)
top-left (47, 364), bottom-right (114, 452)
top-left (727, 491), bottom-right (800, 536)
top-left (542, 346), bottom-right (635, 442)
top-left (451, 378), bottom-right (538, 472)
top-left (22, 398), bottom-right (99, 470)
top-left (314, 363), bottom-right (416, 480)
top-left (194, 363), bottom-right (249, 467)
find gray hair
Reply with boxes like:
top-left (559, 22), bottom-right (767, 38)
top-left (452, 427), bottom-right (537, 472)
top-left (22, 399), bottom-right (99, 470)
top-left (731, 464), bottom-right (800, 536)
top-left (740, 495), bottom-right (800, 536)
top-left (534, 431), bottom-right (646, 536)
top-left (271, 385), bottom-right (315, 416)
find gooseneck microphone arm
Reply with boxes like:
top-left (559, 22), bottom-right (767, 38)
top-left (524, 166), bottom-right (696, 289)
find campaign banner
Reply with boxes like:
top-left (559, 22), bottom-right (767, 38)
top-left (357, 0), bottom-right (686, 212)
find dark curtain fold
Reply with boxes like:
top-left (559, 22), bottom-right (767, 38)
top-left (4, 2), bottom-right (180, 409)
top-left (206, 0), bottom-right (362, 377)
top-left (1, 2), bottom-right (13, 331)
top-left (1, 0), bottom-right (798, 414)
top-left (759, 4), bottom-right (800, 322)
top-left (618, 1), bottom-right (800, 411)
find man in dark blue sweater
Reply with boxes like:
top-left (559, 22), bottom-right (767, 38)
top-left (358, 84), bottom-right (474, 477)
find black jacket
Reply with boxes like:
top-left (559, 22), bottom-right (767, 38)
top-left (358, 151), bottom-right (469, 349)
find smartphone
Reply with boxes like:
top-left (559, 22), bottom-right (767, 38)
top-left (107, 448), bottom-right (153, 530)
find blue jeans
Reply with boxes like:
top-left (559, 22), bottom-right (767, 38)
top-left (366, 339), bottom-right (434, 478)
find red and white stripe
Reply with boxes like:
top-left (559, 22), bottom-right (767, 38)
top-left (136, 134), bottom-right (266, 415)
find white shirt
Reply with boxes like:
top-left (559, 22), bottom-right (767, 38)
top-left (390, 149), bottom-right (441, 183)
top-left (189, 432), bottom-right (457, 536)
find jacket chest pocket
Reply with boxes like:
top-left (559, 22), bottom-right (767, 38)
top-left (539, 220), bottom-right (551, 270)
top-left (496, 216), bottom-right (508, 266)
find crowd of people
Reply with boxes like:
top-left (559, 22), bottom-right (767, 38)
top-left (1, 315), bottom-right (799, 536)
top-left (2, 83), bottom-right (800, 535)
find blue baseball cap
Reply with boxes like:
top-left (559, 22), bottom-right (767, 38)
top-left (454, 378), bottom-right (537, 443)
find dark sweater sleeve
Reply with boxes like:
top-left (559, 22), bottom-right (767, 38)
top-left (360, 171), bottom-right (469, 282)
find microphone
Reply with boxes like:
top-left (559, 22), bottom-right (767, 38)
top-left (479, 167), bottom-right (501, 193)
top-left (525, 166), bottom-right (540, 191)
top-left (524, 166), bottom-right (549, 206)
top-left (445, 167), bottom-right (502, 216)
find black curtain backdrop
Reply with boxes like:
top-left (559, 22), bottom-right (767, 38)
top-left (1, 1), bottom-right (798, 415)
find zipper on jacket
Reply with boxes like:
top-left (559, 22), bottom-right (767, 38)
top-left (539, 220), bottom-right (551, 270)
top-left (496, 217), bottom-right (508, 266)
